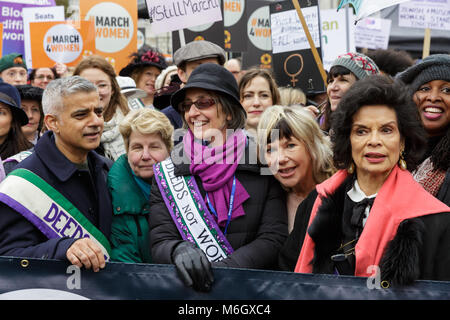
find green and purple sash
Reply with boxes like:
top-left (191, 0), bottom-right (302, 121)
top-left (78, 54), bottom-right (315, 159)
top-left (154, 158), bottom-right (233, 262)
top-left (0, 169), bottom-right (111, 261)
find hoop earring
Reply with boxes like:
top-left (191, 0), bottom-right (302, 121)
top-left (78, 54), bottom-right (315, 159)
top-left (399, 150), bottom-right (407, 170)
top-left (347, 162), bottom-right (355, 174)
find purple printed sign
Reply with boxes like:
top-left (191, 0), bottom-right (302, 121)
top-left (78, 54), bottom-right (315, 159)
top-left (0, 0), bottom-right (56, 57)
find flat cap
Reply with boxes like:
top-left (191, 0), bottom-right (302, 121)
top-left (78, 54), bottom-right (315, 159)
top-left (173, 40), bottom-right (226, 67)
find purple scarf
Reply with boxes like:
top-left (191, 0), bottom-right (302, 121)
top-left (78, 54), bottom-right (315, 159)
top-left (183, 129), bottom-right (250, 227)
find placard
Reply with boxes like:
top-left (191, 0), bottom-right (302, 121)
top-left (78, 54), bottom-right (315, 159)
top-left (224, 0), bottom-right (247, 52)
top-left (29, 20), bottom-right (96, 68)
top-left (399, 0), bottom-right (450, 31)
top-left (80, 0), bottom-right (138, 73)
top-left (320, 8), bottom-right (355, 71)
top-left (172, 20), bottom-right (225, 54)
top-left (355, 17), bottom-right (392, 50)
top-left (270, 0), bottom-right (325, 95)
top-left (22, 6), bottom-right (65, 69)
top-left (241, 0), bottom-right (273, 70)
top-left (271, 5), bottom-right (320, 54)
top-left (147, 0), bottom-right (223, 35)
top-left (0, 0), bottom-right (55, 56)
top-left (0, 23), bottom-right (3, 55)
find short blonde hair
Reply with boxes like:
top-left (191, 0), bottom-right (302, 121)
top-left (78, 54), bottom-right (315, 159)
top-left (278, 87), bottom-right (306, 106)
top-left (119, 108), bottom-right (174, 153)
top-left (257, 105), bottom-right (334, 184)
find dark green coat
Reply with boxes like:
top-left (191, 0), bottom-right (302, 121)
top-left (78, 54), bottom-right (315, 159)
top-left (107, 154), bottom-right (151, 263)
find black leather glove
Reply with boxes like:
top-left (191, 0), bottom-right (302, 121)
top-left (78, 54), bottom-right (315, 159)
top-left (171, 241), bottom-right (214, 292)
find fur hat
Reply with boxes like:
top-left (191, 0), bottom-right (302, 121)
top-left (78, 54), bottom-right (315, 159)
top-left (396, 54), bottom-right (450, 92)
top-left (331, 52), bottom-right (380, 80)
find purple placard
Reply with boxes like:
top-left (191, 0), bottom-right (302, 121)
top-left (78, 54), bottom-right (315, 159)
top-left (0, 0), bottom-right (56, 58)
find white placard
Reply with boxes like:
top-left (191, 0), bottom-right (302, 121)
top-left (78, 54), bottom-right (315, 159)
top-left (22, 5), bottom-right (64, 69)
top-left (320, 8), bottom-right (356, 71)
top-left (399, 0), bottom-right (450, 31)
top-left (355, 17), bottom-right (392, 50)
top-left (270, 6), bottom-right (320, 54)
top-left (146, 0), bottom-right (223, 35)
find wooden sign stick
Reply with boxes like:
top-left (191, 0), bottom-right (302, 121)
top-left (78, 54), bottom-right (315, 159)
top-left (291, 0), bottom-right (327, 87)
top-left (422, 28), bottom-right (431, 59)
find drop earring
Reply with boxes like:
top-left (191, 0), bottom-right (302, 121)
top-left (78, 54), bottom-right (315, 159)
top-left (399, 150), bottom-right (407, 170)
top-left (347, 162), bottom-right (355, 174)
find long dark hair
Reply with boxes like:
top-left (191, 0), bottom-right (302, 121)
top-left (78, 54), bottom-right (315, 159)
top-left (0, 115), bottom-right (33, 159)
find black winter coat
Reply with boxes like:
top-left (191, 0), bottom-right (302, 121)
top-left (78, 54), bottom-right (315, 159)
top-left (279, 176), bottom-right (450, 285)
top-left (0, 131), bottom-right (113, 260)
top-left (149, 138), bottom-right (288, 270)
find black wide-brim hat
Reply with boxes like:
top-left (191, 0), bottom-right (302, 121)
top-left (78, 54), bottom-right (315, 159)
top-left (171, 63), bottom-right (244, 114)
top-left (0, 81), bottom-right (28, 126)
top-left (119, 49), bottom-right (168, 77)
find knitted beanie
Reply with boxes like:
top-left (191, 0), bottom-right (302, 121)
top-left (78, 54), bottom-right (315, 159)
top-left (396, 54), bottom-right (450, 92)
top-left (0, 53), bottom-right (27, 73)
top-left (331, 52), bottom-right (380, 80)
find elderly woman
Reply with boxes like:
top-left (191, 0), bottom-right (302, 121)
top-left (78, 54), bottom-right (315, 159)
top-left (257, 105), bottom-right (334, 233)
top-left (292, 75), bottom-right (450, 286)
top-left (397, 54), bottom-right (450, 206)
top-left (107, 108), bottom-right (173, 263)
top-left (319, 52), bottom-right (380, 132)
top-left (149, 63), bottom-right (288, 292)
top-left (239, 68), bottom-right (280, 137)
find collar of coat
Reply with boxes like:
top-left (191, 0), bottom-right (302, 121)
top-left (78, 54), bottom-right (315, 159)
top-left (295, 166), bottom-right (450, 281)
top-left (34, 131), bottom-right (110, 182)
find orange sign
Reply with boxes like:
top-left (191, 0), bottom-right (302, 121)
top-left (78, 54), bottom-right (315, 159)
top-left (29, 20), bottom-right (96, 69)
top-left (80, 0), bottom-right (138, 73)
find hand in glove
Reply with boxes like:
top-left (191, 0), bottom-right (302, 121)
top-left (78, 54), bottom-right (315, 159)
top-left (172, 241), bottom-right (214, 292)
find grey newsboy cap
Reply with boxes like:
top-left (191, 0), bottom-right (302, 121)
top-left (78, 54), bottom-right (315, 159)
top-left (173, 40), bottom-right (226, 68)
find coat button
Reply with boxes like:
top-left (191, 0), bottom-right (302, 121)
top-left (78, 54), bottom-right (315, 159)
top-left (116, 207), bottom-right (121, 212)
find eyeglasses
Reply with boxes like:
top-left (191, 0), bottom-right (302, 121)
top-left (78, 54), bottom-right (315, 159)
top-left (179, 97), bottom-right (216, 112)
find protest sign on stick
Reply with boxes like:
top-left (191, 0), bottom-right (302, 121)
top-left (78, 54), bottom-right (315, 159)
top-left (29, 20), bottom-right (96, 69)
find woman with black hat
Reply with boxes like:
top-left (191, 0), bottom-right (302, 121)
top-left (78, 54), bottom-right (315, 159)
top-left (149, 63), bottom-right (288, 292)
top-left (16, 85), bottom-right (44, 144)
top-left (0, 82), bottom-right (32, 165)
top-left (397, 54), bottom-right (450, 206)
top-left (119, 46), bottom-right (167, 108)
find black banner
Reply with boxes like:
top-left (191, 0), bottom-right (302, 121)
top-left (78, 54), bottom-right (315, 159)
top-left (224, 0), bottom-right (247, 52)
top-left (0, 257), bottom-right (449, 300)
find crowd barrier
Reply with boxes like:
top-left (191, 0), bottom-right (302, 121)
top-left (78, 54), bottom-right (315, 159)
top-left (0, 256), bottom-right (449, 300)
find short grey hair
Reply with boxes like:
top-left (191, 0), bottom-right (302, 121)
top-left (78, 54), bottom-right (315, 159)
top-left (42, 76), bottom-right (98, 116)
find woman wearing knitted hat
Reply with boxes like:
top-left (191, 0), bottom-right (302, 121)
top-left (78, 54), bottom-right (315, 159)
top-left (320, 52), bottom-right (380, 132)
top-left (119, 46), bottom-right (168, 108)
top-left (149, 63), bottom-right (287, 292)
top-left (397, 54), bottom-right (450, 206)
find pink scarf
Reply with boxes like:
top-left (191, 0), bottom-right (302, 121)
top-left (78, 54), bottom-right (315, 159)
top-left (183, 129), bottom-right (250, 227)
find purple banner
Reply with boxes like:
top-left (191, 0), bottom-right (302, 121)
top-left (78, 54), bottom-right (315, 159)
top-left (0, 0), bottom-right (56, 58)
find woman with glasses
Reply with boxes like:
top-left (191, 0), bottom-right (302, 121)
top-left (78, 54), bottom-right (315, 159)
top-left (149, 63), bottom-right (288, 292)
top-left (29, 63), bottom-right (68, 89)
top-left (73, 55), bottom-right (130, 161)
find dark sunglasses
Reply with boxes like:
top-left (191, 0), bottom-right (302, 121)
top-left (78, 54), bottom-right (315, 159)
top-left (179, 97), bottom-right (215, 112)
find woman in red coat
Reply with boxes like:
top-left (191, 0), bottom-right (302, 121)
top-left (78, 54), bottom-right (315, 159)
top-left (286, 75), bottom-right (450, 286)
